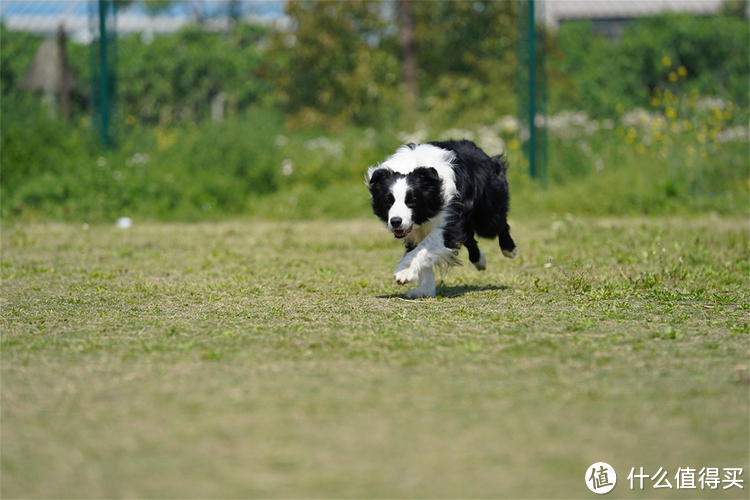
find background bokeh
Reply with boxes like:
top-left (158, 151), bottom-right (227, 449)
top-left (1, 0), bottom-right (748, 221)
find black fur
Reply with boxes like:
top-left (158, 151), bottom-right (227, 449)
top-left (368, 167), bottom-right (397, 223)
top-left (428, 140), bottom-right (516, 261)
top-left (405, 167), bottom-right (443, 225)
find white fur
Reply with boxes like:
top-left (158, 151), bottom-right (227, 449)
top-left (405, 267), bottom-right (437, 299)
top-left (473, 250), bottom-right (487, 270)
top-left (502, 248), bottom-right (517, 259)
top-left (388, 178), bottom-right (412, 230)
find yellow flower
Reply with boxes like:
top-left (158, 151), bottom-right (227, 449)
top-left (507, 138), bottom-right (521, 151)
top-left (683, 120), bottom-right (692, 131)
top-left (677, 66), bottom-right (687, 77)
top-left (662, 56), bottom-right (672, 67)
top-left (636, 143), bottom-right (646, 154)
top-left (648, 96), bottom-right (660, 107)
top-left (615, 103), bottom-right (625, 114)
top-left (665, 107), bottom-right (677, 119)
top-left (625, 127), bottom-right (637, 145)
top-left (156, 128), bottom-right (178, 151)
top-left (668, 71), bottom-right (678, 82)
top-left (723, 110), bottom-right (733, 121)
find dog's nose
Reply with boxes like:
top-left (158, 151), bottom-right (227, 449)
top-left (390, 217), bottom-right (403, 228)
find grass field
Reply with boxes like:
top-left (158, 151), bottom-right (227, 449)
top-left (2, 216), bottom-right (748, 498)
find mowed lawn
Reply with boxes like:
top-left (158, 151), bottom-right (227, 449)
top-left (2, 216), bottom-right (748, 499)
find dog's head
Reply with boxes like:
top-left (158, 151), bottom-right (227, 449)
top-left (367, 166), bottom-right (443, 239)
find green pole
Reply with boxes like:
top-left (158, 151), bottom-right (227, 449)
top-left (98, 0), bottom-right (110, 147)
top-left (527, 0), bottom-right (536, 179)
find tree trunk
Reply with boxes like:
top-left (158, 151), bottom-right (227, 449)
top-left (57, 24), bottom-right (70, 123)
top-left (397, 0), bottom-right (418, 107)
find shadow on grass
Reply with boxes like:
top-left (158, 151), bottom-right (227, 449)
top-left (377, 284), bottom-right (509, 300)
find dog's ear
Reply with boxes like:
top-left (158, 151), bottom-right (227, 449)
top-left (408, 166), bottom-right (440, 188)
top-left (368, 167), bottom-right (394, 191)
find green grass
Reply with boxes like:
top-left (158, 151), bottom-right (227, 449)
top-left (2, 216), bottom-right (748, 498)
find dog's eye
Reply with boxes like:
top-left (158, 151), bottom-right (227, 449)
top-left (386, 194), bottom-right (395, 204)
top-left (405, 192), bottom-right (416, 206)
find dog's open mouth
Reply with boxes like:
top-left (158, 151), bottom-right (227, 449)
top-left (392, 226), bottom-right (413, 239)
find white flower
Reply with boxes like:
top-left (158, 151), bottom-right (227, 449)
top-left (281, 159), bottom-right (294, 176)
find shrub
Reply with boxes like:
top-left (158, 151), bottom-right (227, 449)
top-left (552, 14), bottom-right (749, 118)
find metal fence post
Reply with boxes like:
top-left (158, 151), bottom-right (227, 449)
top-left (527, 0), bottom-right (536, 180)
top-left (98, 0), bottom-right (109, 147)
top-left (517, 0), bottom-right (547, 185)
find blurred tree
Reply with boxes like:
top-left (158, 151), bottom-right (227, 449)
top-left (720, 0), bottom-right (748, 19)
top-left (413, 0), bottom-right (518, 123)
top-left (552, 14), bottom-right (749, 117)
top-left (267, 0), bottom-right (399, 128)
top-left (268, 0), bottom-right (518, 129)
top-left (117, 24), bottom-right (272, 124)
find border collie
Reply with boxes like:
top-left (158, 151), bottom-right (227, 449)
top-left (366, 140), bottom-right (516, 298)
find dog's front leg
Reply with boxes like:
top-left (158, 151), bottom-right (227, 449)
top-left (394, 228), bottom-right (456, 286)
top-left (405, 266), bottom-right (437, 298)
top-left (394, 247), bottom-right (429, 285)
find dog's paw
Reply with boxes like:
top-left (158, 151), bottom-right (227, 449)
top-left (472, 250), bottom-right (487, 271)
top-left (502, 247), bottom-right (517, 259)
top-left (394, 266), bottom-right (419, 284)
top-left (406, 287), bottom-right (436, 299)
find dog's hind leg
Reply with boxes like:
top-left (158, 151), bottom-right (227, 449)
top-left (498, 221), bottom-right (517, 259)
top-left (464, 235), bottom-right (486, 271)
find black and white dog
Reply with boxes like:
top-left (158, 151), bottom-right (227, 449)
top-left (366, 140), bottom-right (516, 298)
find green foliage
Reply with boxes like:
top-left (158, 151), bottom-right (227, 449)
top-left (117, 24), bottom-right (272, 124)
top-left (266, 1), bottom-right (401, 129)
top-left (552, 13), bottom-right (750, 117)
top-left (0, 25), bottom-right (44, 94)
top-left (0, 23), bottom-right (272, 126)
top-left (1, 10), bottom-right (748, 222)
top-left (0, 100), bottom-right (285, 220)
top-left (415, 1), bottom-right (518, 124)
